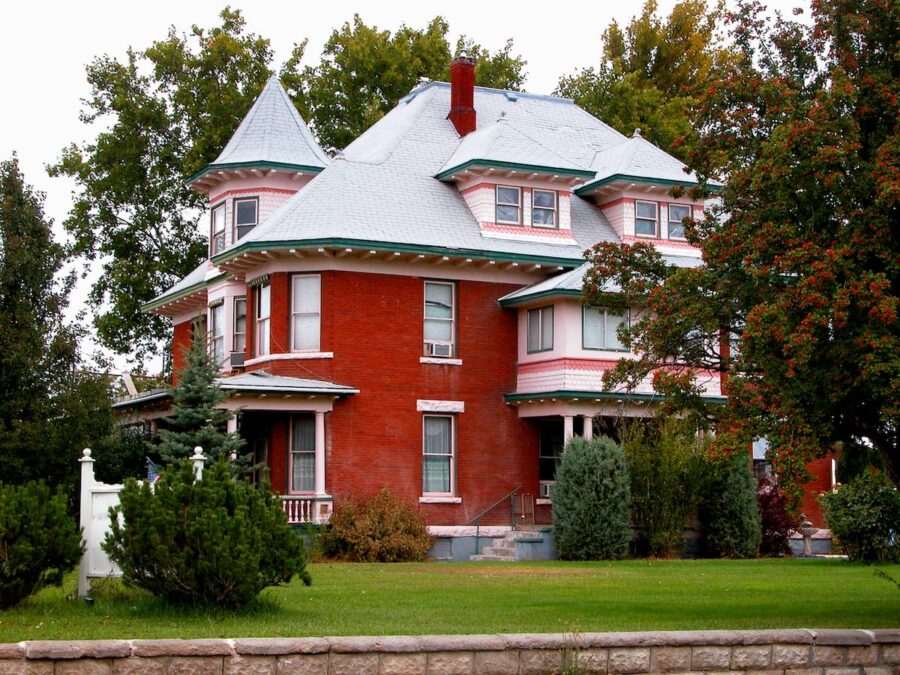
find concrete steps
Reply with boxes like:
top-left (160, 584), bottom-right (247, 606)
top-left (469, 530), bottom-right (542, 562)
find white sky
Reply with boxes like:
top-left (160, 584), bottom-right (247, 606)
top-left (0, 0), bottom-right (800, 371)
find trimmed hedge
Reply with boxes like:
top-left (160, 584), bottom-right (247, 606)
top-left (820, 470), bottom-right (900, 562)
top-left (701, 454), bottom-right (761, 558)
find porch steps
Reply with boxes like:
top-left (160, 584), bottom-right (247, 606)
top-left (469, 530), bottom-right (542, 562)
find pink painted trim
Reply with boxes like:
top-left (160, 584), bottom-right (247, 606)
top-left (208, 187), bottom-right (297, 203)
top-left (518, 358), bottom-right (620, 374)
top-left (480, 222), bottom-right (573, 238)
top-left (597, 197), bottom-right (632, 210)
top-left (621, 235), bottom-right (699, 250)
top-left (459, 183), bottom-right (493, 197)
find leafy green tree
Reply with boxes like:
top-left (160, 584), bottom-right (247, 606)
top-left (283, 15), bottom-right (526, 152)
top-left (0, 156), bottom-right (113, 490)
top-left (584, 0), bottom-right (900, 503)
top-left (820, 471), bottom-right (900, 562)
top-left (556, 0), bottom-right (729, 161)
top-left (552, 436), bottom-right (631, 560)
top-left (0, 481), bottom-right (84, 608)
top-left (157, 330), bottom-right (243, 465)
top-left (103, 458), bottom-right (310, 607)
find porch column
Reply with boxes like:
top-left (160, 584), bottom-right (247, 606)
top-left (314, 411), bottom-right (327, 496)
top-left (582, 415), bottom-right (593, 440)
top-left (563, 415), bottom-right (574, 444)
top-left (226, 414), bottom-right (238, 461)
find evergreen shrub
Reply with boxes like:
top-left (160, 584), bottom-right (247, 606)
top-left (820, 471), bottom-right (900, 562)
top-left (103, 458), bottom-right (309, 607)
top-left (623, 420), bottom-right (707, 557)
top-left (552, 436), bottom-right (631, 560)
top-left (322, 488), bottom-right (432, 562)
top-left (0, 481), bottom-right (83, 609)
top-left (700, 454), bottom-right (761, 558)
top-left (756, 477), bottom-right (799, 556)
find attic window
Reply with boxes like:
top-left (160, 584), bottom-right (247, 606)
top-left (635, 201), bottom-right (658, 238)
top-left (234, 197), bottom-right (258, 241)
top-left (496, 186), bottom-right (521, 224)
top-left (668, 203), bottom-right (690, 239)
top-left (532, 190), bottom-right (557, 228)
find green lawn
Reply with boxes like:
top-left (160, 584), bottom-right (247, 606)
top-left (1, 559), bottom-right (898, 642)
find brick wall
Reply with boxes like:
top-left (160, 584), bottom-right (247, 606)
top-left (171, 320), bottom-right (193, 385)
top-left (800, 456), bottom-right (833, 527)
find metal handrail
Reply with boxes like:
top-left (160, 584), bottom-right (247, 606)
top-left (466, 486), bottom-right (522, 555)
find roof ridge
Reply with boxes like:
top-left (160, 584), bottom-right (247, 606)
top-left (406, 80), bottom-right (576, 105)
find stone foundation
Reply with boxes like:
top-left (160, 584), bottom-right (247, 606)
top-left (0, 629), bottom-right (897, 674)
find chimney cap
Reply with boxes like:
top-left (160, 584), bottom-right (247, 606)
top-left (451, 52), bottom-right (477, 66)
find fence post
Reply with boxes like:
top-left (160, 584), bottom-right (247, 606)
top-left (191, 446), bottom-right (205, 480)
top-left (77, 448), bottom-right (95, 598)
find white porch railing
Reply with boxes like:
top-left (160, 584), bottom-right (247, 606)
top-left (281, 495), bottom-right (333, 525)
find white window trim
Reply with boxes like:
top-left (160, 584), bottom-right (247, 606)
top-left (582, 306), bottom-right (630, 352)
top-left (289, 413), bottom-right (316, 495)
top-left (531, 189), bottom-right (557, 228)
top-left (420, 356), bottom-right (463, 366)
top-left (417, 400), bottom-right (465, 413)
top-left (423, 280), bottom-right (456, 358)
top-left (291, 273), bottom-right (322, 352)
top-left (245, 352), bottom-right (334, 366)
top-left (526, 305), bottom-right (554, 354)
top-left (233, 196), bottom-right (259, 241)
top-left (635, 200), bottom-right (659, 238)
top-left (208, 304), bottom-right (225, 366)
top-left (667, 203), bottom-right (690, 240)
top-left (255, 283), bottom-right (270, 357)
top-left (233, 296), bottom-right (247, 355)
top-left (422, 414), bottom-right (455, 497)
top-left (210, 202), bottom-right (226, 255)
top-left (495, 185), bottom-right (522, 225)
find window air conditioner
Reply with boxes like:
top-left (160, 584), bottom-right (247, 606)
top-left (425, 342), bottom-right (453, 358)
top-left (229, 351), bottom-right (246, 368)
top-left (539, 481), bottom-right (555, 498)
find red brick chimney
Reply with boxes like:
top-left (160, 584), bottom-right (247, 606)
top-left (449, 54), bottom-right (476, 137)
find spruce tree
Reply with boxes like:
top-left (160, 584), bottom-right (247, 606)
top-left (157, 329), bottom-right (243, 465)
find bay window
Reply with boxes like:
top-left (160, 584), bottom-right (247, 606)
top-left (424, 281), bottom-right (455, 357)
top-left (635, 200), bottom-right (659, 237)
top-left (210, 203), bottom-right (226, 255)
top-left (526, 306), bottom-right (554, 353)
top-left (668, 203), bottom-right (690, 239)
top-left (423, 415), bottom-right (454, 495)
top-left (583, 306), bottom-right (629, 351)
top-left (291, 274), bottom-right (321, 351)
top-left (255, 283), bottom-right (270, 357)
top-left (495, 185), bottom-right (521, 224)
top-left (234, 197), bottom-right (258, 241)
top-left (532, 190), bottom-right (557, 227)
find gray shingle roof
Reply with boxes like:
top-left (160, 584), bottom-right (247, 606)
top-left (217, 371), bottom-right (358, 395)
top-left (204, 75), bottom-right (329, 173)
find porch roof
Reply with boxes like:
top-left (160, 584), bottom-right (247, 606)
top-left (217, 371), bottom-right (359, 396)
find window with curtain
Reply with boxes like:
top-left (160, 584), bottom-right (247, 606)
top-left (234, 197), bottom-right (258, 241)
top-left (495, 185), bottom-right (521, 224)
top-left (423, 415), bottom-right (453, 494)
top-left (291, 414), bottom-right (316, 493)
top-left (210, 203), bottom-right (226, 255)
top-left (635, 200), bottom-right (658, 237)
top-left (256, 283), bottom-right (270, 356)
top-left (292, 275), bottom-right (321, 351)
top-left (667, 203), bottom-right (690, 239)
top-left (424, 281), bottom-right (455, 356)
top-left (208, 303), bottom-right (225, 365)
top-left (526, 306), bottom-right (554, 353)
top-left (233, 297), bottom-right (247, 353)
top-left (532, 190), bottom-right (557, 227)
top-left (583, 306), bottom-right (628, 351)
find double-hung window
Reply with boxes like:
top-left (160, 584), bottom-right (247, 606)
top-left (233, 297), bottom-right (247, 353)
top-left (424, 281), bottom-right (455, 357)
top-left (423, 415), bottom-right (454, 495)
top-left (495, 186), bottom-right (521, 224)
top-left (667, 203), bottom-right (690, 239)
top-left (290, 414), bottom-right (315, 493)
top-left (526, 306), bottom-right (554, 353)
top-left (292, 275), bottom-right (321, 351)
top-left (210, 203), bottom-right (226, 255)
top-left (234, 197), bottom-right (258, 241)
top-left (208, 302), bottom-right (225, 365)
top-left (532, 190), bottom-right (557, 227)
top-left (635, 201), bottom-right (659, 237)
top-left (583, 306), bottom-right (628, 351)
top-left (255, 283), bottom-right (270, 357)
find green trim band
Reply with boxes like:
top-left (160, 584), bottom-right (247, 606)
top-left (575, 174), bottom-right (723, 196)
top-left (499, 289), bottom-right (581, 307)
top-left (504, 390), bottom-right (727, 405)
top-left (435, 159), bottom-right (595, 181)
top-left (141, 272), bottom-right (229, 313)
top-left (187, 161), bottom-right (326, 185)
top-left (211, 237), bottom-right (584, 269)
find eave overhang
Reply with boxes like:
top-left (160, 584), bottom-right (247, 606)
top-left (187, 160), bottom-right (326, 187)
top-left (435, 159), bottom-right (595, 182)
top-left (575, 174), bottom-right (723, 197)
top-left (498, 289), bottom-right (582, 308)
top-left (504, 390), bottom-right (727, 405)
top-left (141, 271), bottom-right (229, 315)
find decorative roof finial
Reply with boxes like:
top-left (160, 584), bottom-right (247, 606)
top-left (498, 111), bottom-right (508, 122)
top-left (632, 128), bottom-right (642, 138)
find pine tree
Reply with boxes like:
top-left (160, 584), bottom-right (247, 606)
top-left (157, 329), bottom-right (243, 465)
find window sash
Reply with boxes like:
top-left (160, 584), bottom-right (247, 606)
top-left (291, 414), bottom-right (316, 493)
top-left (527, 306), bottom-right (553, 353)
top-left (234, 198), bottom-right (258, 241)
top-left (423, 415), bottom-right (453, 495)
top-left (233, 297), bottom-right (247, 353)
top-left (532, 190), bottom-right (557, 227)
top-left (256, 285), bottom-right (270, 356)
top-left (210, 204), bottom-right (226, 254)
top-left (496, 185), bottom-right (521, 224)
top-left (635, 200), bottom-right (658, 237)
top-left (292, 275), bottom-right (321, 351)
top-left (668, 204), bottom-right (690, 239)
top-left (583, 306), bottom-right (628, 351)
top-left (424, 281), bottom-right (455, 349)
top-left (209, 304), bottom-right (225, 365)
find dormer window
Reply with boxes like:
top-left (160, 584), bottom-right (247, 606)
top-left (496, 186), bottom-right (521, 224)
top-left (210, 203), bottom-right (226, 255)
top-left (635, 201), bottom-right (659, 237)
top-left (668, 204), bottom-right (690, 239)
top-left (532, 190), bottom-right (557, 228)
top-left (234, 197), bottom-right (258, 241)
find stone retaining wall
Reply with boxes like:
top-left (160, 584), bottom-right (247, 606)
top-left (0, 629), bottom-right (897, 674)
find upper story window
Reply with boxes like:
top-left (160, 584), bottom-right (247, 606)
top-left (496, 186), bottom-right (521, 224)
top-left (233, 297), bottom-right (247, 354)
top-left (423, 415), bottom-right (454, 496)
top-left (635, 200), bottom-right (659, 237)
top-left (291, 274), bottom-right (321, 351)
top-left (527, 306), bottom-right (554, 353)
top-left (234, 197), bottom-right (258, 241)
top-left (208, 302), bottom-right (225, 365)
top-left (424, 281), bottom-right (455, 357)
top-left (255, 283), bottom-right (270, 357)
top-left (210, 203), bottom-right (226, 255)
top-left (532, 190), bottom-right (557, 228)
top-left (583, 306), bottom-right (629, 351)
top-left (668, 203), bottom-right (690, 240)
